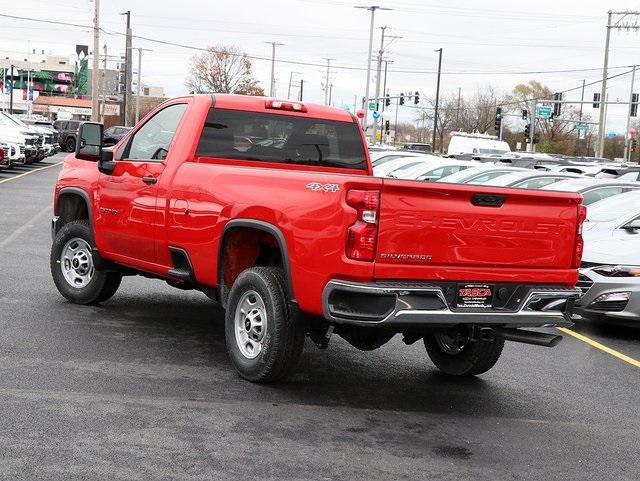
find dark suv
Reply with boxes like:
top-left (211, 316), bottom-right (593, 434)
top-left (53, 120), bottom-right (81, 152)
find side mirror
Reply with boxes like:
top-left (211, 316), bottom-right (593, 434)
top-left (622, 219), bottom-right (640, 232)
top-left (76, 122), bottom-right (103, 162)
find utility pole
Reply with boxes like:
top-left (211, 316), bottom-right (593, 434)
top-left (381, 59), bottom-right (392, 113)
top-left (322, 58), bottom-right (334, 105)
top-left (455, 87), bottom-right (461, 128)
top-left (100, 43), bottom-right (107, 122)
top-left (432, 48), bottom-right (443, 153)
top-left (9, 65), bottom-right (14, 114)
top-left (121, 11), bottom-right (132, 126)
top-left (287, 71), bottom-right (300, 99)
top-left (597, 10), bottom-right (640, 157)
top-left (91, 0), bottom-right (100, 121)
top-left (624, 65), bottom-right (637, 161)
top-left (265, 42), bottom-right (284, 97)
top-left (328, 83), bottom-right (334, 105)
top-left (299, 79), bottom-right (304, 101)
top-left (576, 79), bottom-right (585, 156)
top-left (134, 48), bottom-right (152, 124)
top-left (371, 26), bottom-right (386, 144)
top-left (355, 5), bottom-right (391, 133)
top-left (393, 96), bottom-right (399, 144)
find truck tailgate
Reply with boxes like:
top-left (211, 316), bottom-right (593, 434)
top-left (374, 179), bottom-right (582, 284)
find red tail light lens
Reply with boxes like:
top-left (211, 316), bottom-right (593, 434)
top-left (346, 189), bottom-right (380, 261)
top-left (573, 204), bottom-right (587, 268)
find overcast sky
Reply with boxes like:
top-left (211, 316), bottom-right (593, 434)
top-left (1, 0), bottom-right (640, 131)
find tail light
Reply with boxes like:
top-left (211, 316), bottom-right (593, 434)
top-left (0, 148), bottom-right (4, 161)
top-left (573, 204), bottom-right (587, 268)
top-left (346, 189), bottom-right (380, 261)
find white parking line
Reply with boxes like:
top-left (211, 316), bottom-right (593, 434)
top-left (0, 205), bottom-right (52, 249)
top-left (0, 161), bottom-right (63, 185)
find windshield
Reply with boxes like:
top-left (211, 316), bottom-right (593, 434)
top-left (586, 192), bottom-right (640, 222)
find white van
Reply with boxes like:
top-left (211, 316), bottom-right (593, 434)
top-left (447, 131), bottom-right (511, 156)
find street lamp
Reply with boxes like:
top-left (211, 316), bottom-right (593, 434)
top-left (354, 5), bottom-right (391, 134)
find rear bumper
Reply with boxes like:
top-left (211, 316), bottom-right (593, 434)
top-left (322, 280), bottom-right (579, 328)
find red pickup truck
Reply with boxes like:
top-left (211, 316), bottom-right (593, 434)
top-left (51, 95), bottom-right (584, 383)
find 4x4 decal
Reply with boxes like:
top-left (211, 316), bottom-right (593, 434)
top-left (306, 182), bottom-right (340, 192)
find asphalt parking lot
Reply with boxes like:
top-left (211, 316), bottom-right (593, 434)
top-left (0, 153), bottom-right (638, 481)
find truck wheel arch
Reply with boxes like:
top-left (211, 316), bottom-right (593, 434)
top-left (218, 219), bottom-right (294, 304)
top-left (55, 187), bottom-right (93, 235)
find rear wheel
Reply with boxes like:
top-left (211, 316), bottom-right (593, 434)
top-left (50, 220), bottom-right (122, 305)
top-left (424, 326), bottom-right (504, 376)
top-left (65, 137), bottom-right (76, 152)
top-left (224, 267), bottom-right (305, 383)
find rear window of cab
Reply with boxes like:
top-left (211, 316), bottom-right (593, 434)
top-left (196, 108), bottom-right (367, 170)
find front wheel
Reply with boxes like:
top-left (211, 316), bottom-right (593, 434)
top-left (50, 220), bottom-right (122, 305)
top-left (224, 267), bottom-right (305, 383)
top-left (423, 327), bottom-right (504, 376)
top-left (65, 137), bottom-right (76, 152)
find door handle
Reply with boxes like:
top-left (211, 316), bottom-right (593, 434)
top-left (142, 176), bottom-right (157, 185)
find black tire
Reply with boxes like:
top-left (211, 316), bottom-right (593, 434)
top-left (224, 266), bottom-right (305, 383)
top-left (66, 137), bottom-right (76, 153)
top-left (50, 220), bottom-right (122, 305)
top-left (424, 328), bottom-right (504, 376)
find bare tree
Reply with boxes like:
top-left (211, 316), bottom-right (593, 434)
top-left (186, 45), bottom-right (265, 96)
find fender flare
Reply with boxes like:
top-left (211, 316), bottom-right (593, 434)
top-left (55, 187), bottom-right (93, 230)
top-left (218, 219), bottom-right (295, 301)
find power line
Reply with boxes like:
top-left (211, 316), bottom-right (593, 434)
top-left (0, 13), bottom-right (634, 77)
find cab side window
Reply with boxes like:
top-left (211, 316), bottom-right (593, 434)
top-left (123, 104), bottom-right (187, 161)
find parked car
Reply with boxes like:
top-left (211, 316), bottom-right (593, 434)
top-left (436, 165), bottom-right (529, 185)
top-left (372, 154), bottom-right (434, 177)
top-left (389, 159), bottom-right (479, 181)
top-left (370, 150), bottom-right (426, 168)
top-left (0, 142), bottom-right (10, 170)
top-left (481, 171), bottom-right (582, 189)
top-left (581, 190), bottom-right (640, 242)
top-left (0, 115), bottom-right (39, 164)
top-left (50, 94), bottom-right (584, 383)
top-left (22, 118), bottom-right (61, 153)
top-left (447, 131), bottom-right (510, 156)
top-left (574, 237), bottom-right (640, 327)
top-left (402, 142), bottom-right (432, 153)
top-left (595, 166), bottom-right (640, 182)
top-left (541, 178), bottom-right (640, 205)
top-left (0, 112), bottom-right (50, 160)
top-left (103, 126), bottom-right (132, 146)
top-left (53, 119), bottom-right (81, 152)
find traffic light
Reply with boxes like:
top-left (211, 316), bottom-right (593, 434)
top-left (549, 112), bottom-right (555, 125)
top-left (385, 95), bottom-right (391, 107)
top-left (522, 109), bottom-right (528, 120)
top-left (414, 91), bottom-right (419, 104)
top-left (533, 134), bottom-right (540, 144)
top-left (593, 93), bottom-right (600, 109)
top-left (384, 120), bottom-right (390, 133)
top-left (632, 138), bottom-right (638, 152)
top-left (524, 123), bottom-right (531, 142)
top-left (399, 93), bottom-right (405, 105)
top-left (494, 107), bottom-right (502, 134)
top-left (553, 92), bottom-right (562, 116)
top-left (630, 93), bottom-right (639, 117)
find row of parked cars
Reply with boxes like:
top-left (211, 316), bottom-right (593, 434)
top-left (0, 115), bottom-right (133, 170)
top-left (0, 112), bottom-right (61, 169)
top-left (371, 149), bottom-right (640, 328)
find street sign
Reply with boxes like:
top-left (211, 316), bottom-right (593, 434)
top-left (576, 123), bottom-right (588, 131)
top-left (368, 102), bottom-right (376, 111)
top-left (372, 111), bottom-right (380, 120)
top-left (537, 106), bottom-right (553, 118)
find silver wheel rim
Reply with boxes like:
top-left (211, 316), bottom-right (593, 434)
top-left (60, 237), bottom-right (94, 288)
top-left (234, 290), bottom-right (267, 359)
top-left (435, 330), bottom-right (468, 355)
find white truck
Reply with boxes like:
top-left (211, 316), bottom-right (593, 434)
top-left (447, 131), bottom-right (511, 157)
